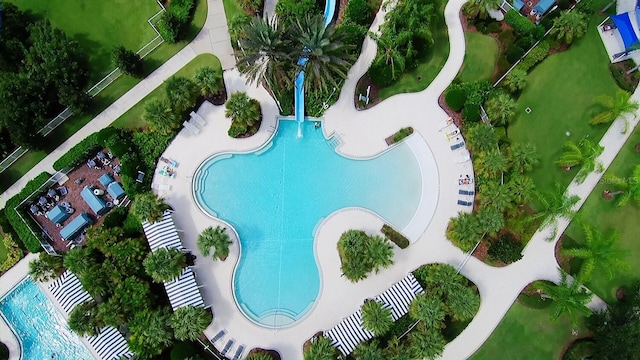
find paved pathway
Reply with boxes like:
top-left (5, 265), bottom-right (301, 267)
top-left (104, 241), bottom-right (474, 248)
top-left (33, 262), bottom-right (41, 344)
top-left (0, 0), bottom-right (235, 209)
top-left (1, 0), bottom-right (638, 359)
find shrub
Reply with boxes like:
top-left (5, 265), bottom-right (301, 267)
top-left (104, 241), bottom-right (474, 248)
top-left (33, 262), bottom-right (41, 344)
top-left (445, 85), bottom-right (468, 111)
top-left (504, 9), bottom-right (544, 39)
top-left (381, 224), bottom-right (410, 249)
top-left (392, 127), bottom-right (414, 143)
top-left (609, 63), bottom-right (637, 92)
top-left (558, 0), bottom-right (571, 9)
top-left (506, 46), bottom-right (525, 64)
top-left (0, 234), bottom-right (24, 272)
top-left (239, 0), bottom-right (262, 13)
top-left (5, 172), bottom-right (51, 253)
top-left (576, 0), bottom-right (594, 15)
top-left (462, 103), bottom-right (482, 122)
top-left (339, 21), bottom-right (367, 54)
top-left (344, 0), bottom-right (372, 26)
top-left (170, 341), bottom-right (199, 360)
top-left (368, 56), bottom-right (395, 86)
top-left (488, 233), bottom-right (523, 263)
top-left (112, 46), bottom-right (143, 78)
top-left (158, 0), bottom-right (195, 43)
top-left (275, 0), bottom-right (317, 25)
top-left (517, 41), bottom-right (550, 72)
top-left (486, 21), bottom-right (502, 33)
top-left (123, 212), bottom-right (143, 236)
top-left (515, 35), bottom-right (535, 50)
top-left (52, 133), bottom-right (101, 170)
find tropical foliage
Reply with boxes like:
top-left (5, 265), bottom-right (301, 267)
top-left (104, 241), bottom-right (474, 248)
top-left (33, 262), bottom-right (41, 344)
top-left (555, 139), bottom-right (604, 183)
top-left (68, 301), bottom-right (101, 336)
top-left (225, 91), bottom-right (262, 138)
top-left (197, 226), bottom-right (232, 260)
top-left (337, 230), bottom-right (394, 282)
top-left (538, 271), bottom-right (592, 325)
top-left (603, 164), bottom-right (640, 206)
top-left (409, 293), bottom-right (446, 328)
top-left (303, 336), bottom-right (337, 360)
top-left (531, 182), bottom-right (580, 233)
top-left (465, 123), bottom-right (498, 153)
top-left (143, 248), bottom-right (186, 282)
top-left (0, 234), bottom-right (24, 272)
top-left (144, 99), bottom-right (179, 134)
top-left (463, 0), bottom-right (502, 19)
top-left (562, 224), bottom-right (628, 281)
top-left (171, 306), bottom-right (213, 341)
top-left (28, 252), bottom-right (63, 281)
top-left (194, 66), bottom-right (223, 97)
top-left (112, 46), bottom-right (143, 77)
top-left (361, 300), bottom-right (393, 336)
top-left (550, 11), bottom-right (588, 45)
top-left (131, 192), bottom-right (168, 223)
top-left (485, 92), bottom-right (516, 127)
top-left (590, 90), bottom-right (639, 131)
top-left (164, 76), bottom-right (199, 113)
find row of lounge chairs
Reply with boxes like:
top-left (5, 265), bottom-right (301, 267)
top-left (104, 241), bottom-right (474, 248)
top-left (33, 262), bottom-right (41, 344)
top-left (209, 330), bottom-right (245, 360)
top-left (183, 111), bottom-right (206, 135)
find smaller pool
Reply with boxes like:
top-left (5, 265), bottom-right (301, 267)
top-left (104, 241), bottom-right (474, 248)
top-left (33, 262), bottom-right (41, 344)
top-left (0, 278), bottom-right (94, 360)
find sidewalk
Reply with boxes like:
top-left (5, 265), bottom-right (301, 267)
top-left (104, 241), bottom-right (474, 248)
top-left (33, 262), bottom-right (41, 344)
top-left (0, 0), bottom-right (234, 209)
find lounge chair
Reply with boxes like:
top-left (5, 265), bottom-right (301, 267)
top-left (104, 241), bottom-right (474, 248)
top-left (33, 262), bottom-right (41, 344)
top-left (450, 142), bottom-right (466, 151)
top-left (232, 345), bottom-right (245, 360)
top-left (457, 199), bottom-right (473, 206)
top-left (454, 151), bottom-right (471, 163)
top-left (183, 121), bottom-right (200, 135)
top-left (459, 189), bottom-right (475, 196)
top-left (190, 111), bottom-right (206, 127)
top-left (152, 183), bottom-right (172, 191)
top-left (211, 329), bottom-right (225, 343)
top-left (221, 339), bottom-right (234, 356)
top-left (136, 171), bottom-right (145, 183)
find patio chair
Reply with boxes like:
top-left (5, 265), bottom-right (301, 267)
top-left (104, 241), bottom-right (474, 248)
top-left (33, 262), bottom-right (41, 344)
top-left (136, 171), bottom-right (145, 183)
top-left (211, 329), bottom-right (225, 343)
top-left (190, 111), bottom-right (206, 127)
top-left (221, 339), bottom-right (234, 356)
top-left (450, 142), bottom-right (466, 151)
top-left (459, 189), bottom-right (475, 196)
top-left (59, 186), bottom-right (68, 196)
top-left (457, 200), bottom-right (473, 206)
top-left (183, 121), bottom-right (201, 135)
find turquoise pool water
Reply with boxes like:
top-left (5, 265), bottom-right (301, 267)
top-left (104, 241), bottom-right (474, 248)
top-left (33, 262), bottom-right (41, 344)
top-left (194, 120), bottom-right (424, 327)
top-left (0, 278), bottom-right (94, 360)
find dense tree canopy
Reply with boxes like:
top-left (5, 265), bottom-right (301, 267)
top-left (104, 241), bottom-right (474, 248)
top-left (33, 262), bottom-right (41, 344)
top-left (337, 229), bottom-right (394, 282)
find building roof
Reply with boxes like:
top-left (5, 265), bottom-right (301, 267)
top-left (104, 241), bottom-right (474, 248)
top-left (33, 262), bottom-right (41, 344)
top-left (98, 173), bottom-right (115, 187)
top-left (81, 186), bottom-right (108, 215)
top-left (534, 0), bottom-right (555, 14)
top-left (46, 205), bottom-right (70, 224)
top-left (60, 212), bottom-right (93, 241)
top-left (107, 182), bottom-right (126, 200)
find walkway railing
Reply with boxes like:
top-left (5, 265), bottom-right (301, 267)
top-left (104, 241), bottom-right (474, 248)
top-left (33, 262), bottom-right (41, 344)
top-left (0, 4), bottom-right (166, 174)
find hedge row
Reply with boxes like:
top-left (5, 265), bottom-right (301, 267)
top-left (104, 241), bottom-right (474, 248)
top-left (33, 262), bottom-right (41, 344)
top-left (381, 224), bottom-right (410, 249)
top-left (516, 41), bottom-right (550, 72)
top-left (158, 0), bottom-right (196, 43)
top-left (5, 172), bottom-right (51, 253)
top-left (52, 133), bottom-right (101, 171)
top-left (504, 9), bottom-right (544, 40)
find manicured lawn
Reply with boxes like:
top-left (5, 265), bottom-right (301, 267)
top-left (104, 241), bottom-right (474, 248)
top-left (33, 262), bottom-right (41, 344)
top-left (222, 0), bottom-right (245, 23)
top-left (508, 0), bottom-right (618, 197)
top-left (458, 32), bottom-right (499, 83)
top-left (112, 54), bottom-right (222, 129)
top-left (377, 0), bottom-right (450, 100)
top-left (470, 299), bottom-right (587, 360)
top-left (564, 126), bottom-right (640, 304)
top-left (7, 0), bottom-right (161, 83)
top-left (0, 0), bottom-right (207, 193)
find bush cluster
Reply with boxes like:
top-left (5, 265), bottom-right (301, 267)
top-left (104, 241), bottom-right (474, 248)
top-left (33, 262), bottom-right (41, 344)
top-left (516, 40), bottom-right (550, 72)
top-left (5, 172), bottom-right (51, 253)
top-left (275, 0), bottom-right (317, 26)
top-left (381, 224), bottom-right (410, 248)
top-left (488, 233), bottom-right (523, 263)
top-left (52, 133), bottom-right (102, 170)
top-left (158, 0), bottom-right (196, 43)
top-left (392, 127), bottom-right (414, 143)
top-left (504, 9), bottom-right (544, 40)
top-left (609, 63), bottom-right (638, 92)
top-left (0, 234), bottom-right (25, 272)
top-left (344, 0), bottom-right (373, 27)
top-left (337, 229), bottom-right (394, 282)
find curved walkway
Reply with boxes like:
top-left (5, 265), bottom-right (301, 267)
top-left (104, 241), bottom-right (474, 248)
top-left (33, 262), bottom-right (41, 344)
top-left (1, 0), bottom-right (637, 359)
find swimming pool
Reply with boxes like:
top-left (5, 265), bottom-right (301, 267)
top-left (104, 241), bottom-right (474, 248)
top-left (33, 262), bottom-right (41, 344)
top-left (0, 277), bottom-right (94, 360)
top-left (194, 120), bottom-right (431, 327)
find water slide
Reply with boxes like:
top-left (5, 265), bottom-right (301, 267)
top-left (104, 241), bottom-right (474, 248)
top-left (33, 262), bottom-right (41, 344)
top-left (294, 0), bottom-right (336, 136)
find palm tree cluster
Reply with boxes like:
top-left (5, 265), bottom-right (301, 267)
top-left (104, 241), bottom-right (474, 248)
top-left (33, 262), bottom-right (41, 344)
top-left (236, 14), bottom-right (355, 96)
top-left (144, 74), bottom-right (206, 134)
top-left (143, 247), bottom-right (186, 282)
top-left (368, 0), bottom-right (438, 86)
top-left (555, 139), bottom-right (604, 183)
top-left (225, 91), bottom-right (262, 138)
top-left (303, 336), bottom-right (338, 360)
top-left (463, 0), bottom-right (502, 19)
top-left (28, 252), bottom-right (64, 282)
top-left (131, 192), bottom-right (169, 223)
top-left (550, 10), bottom-right (588, 45)
top-left (197, 225), bottom-right (232, 260)
top-left (337, 229), bottom-right (395, 282)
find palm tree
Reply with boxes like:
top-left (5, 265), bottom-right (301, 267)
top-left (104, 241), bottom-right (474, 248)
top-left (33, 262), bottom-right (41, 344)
top-left (408, 323), bottom-right (446, 360)
top-left (562, 224), bottom-right (628, 281)
top-left (555, 139), bottom-right (604, 183)
top-left (538, 271), bottom-right (592, 325)
top-left (485, 92), bottom-right (516, 127)
top-left (225, 91), bottom-right (262, 127)
top-left (509, 143), bottom-right (539, 173)
top-left (550, 11), bottom-right (588, 45)
top-left (236, 16), bottom-right (292, 88)
top-left (532, 183), bottom-right (580, 231)
top-left (246, 351), bottom-right (274, 360)
top-left (446, 212), bottom-right (482, 252)
top-left (144, 99), bottom-right (178, 135)
top-left (503, 68), bottom-right (527, 93)
top-left (463, 0), bottom-right (501, 19)
top-left (197, 226), bottom-right (233, 260)
top-left (508, 174), bottom-right (536, 206)
top-left (476, 206), bottom-right (505, 237)
top-left (591, 90), bottom-right (639, 131)
top-left (67, 301), bottom-right (101, 337)
top-left (422, 263), bottom-right (465, 298)
top-left (293, 14), bottom-right (355, 92)
top-left (384, 336), bottom-right (412, 360)
top-left (365, 235), bottom-right (394, 273)
top-left (97, 300), bottom-right (126, 328)
top-left (466, 123), bottom-right (498, 154)
top-left (28, 253), bottom-right (64, 282)
top-left (477, 149), bottom-right (508, 179)
top-left (353, 340), bottom-right (385, 360)
top-left (361, 300), bottom-right (393, 336)
top-left (171, 306), bottom-right (213, 341)
top-left (409, 293), bottom-right (446, 329)
top-left (195, 66), bottom-right (222, 97)
top-left (368, 31), bottom-right (405, 80)
top-left (128, 308), bottom-right (174, 357)
top-left (63, 246), bottom-right (98, 277)
top-left (143, 248), bottom-right (186, 283)
top-left (479, 180), bottom-right (513, 212)
top-left (131, 192), bottom-right (168, 223)
top-left (303, 336), bottom-right (337, 360)
top-left (446, 285), bottom-right (480, 321)
top-left (604, 164), bottom-right (640, 206)
top-left (164, 76), bottom-right (198, 112)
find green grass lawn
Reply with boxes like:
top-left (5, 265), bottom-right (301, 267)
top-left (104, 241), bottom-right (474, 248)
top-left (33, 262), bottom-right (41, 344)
top-left (457, 32), bottom-right (499, 83)
top-left (222, 0), bottom-right (245, 23)
top-left (112, 54), bottom-right (222, 129)
top-left (0, 0), bottom-right (207, 194)
top-left (7, 0), bottom-right (161, 83)
top-left (470, 299), bottom-right (587, 360)
top-left (377, 0), bottom-right (450, 100)
top-left (508, 0), bottom-right (618, 196)
top-left (564, 126), bottom-right (640, 304)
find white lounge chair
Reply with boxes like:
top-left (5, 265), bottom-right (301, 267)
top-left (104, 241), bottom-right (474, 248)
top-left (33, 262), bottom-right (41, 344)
top-left (183, 121), bottom-right (200, 135)
top-left (190, 111), bottom-right (206, 127)
top-left (152, 183), bottom-right (172, 191)
top-left (454, 151), bottom-right (471, 163)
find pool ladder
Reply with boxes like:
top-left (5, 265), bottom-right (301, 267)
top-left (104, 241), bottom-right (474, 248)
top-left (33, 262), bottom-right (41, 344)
top-left (327, 134), bottom-right (342, 150)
